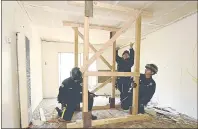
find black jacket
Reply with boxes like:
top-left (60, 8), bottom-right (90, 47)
top-left (132, 74), bottom-right (156, 105)
top-left (116, 48), bottom-right (134, 72)
top-left (57, 77), bottom-right (82, 104)
top-left (57, 77), bottom-right (91, 104)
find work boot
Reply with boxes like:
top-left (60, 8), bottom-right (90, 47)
top-left (55, 107), bottom-right (62, 117)
top-left (91, 115), bottom-right (97, 120)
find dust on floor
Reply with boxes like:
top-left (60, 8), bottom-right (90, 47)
top-left (31, 98), bottom-right (197, 128)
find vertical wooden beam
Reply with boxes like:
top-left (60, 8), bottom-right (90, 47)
top-left (74, 27), bottom-right (80, 111)
top-left (110, 31), bottom-right (116, 108)
top-left (74, 27), bottom-right (78, 67)
top-left (131, 15), bottom-right (142, 115)
top-left (83, 1), bottom-right (92, 128)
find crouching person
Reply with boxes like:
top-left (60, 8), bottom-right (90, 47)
top-left (121, 64), bottom-right (158, 114)
top-left (56, 67), bottom-right (97, 122)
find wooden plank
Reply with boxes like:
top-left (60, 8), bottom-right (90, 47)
top-left (66, 114), bottom-right (152, 128)
top-left (82, 16), bottom-right (89, 113)
top-left (132, 15), bottom-right (142, 115)
top-left (85, 72), bottom-right (140, 77)
top-left (79, 104), bottom-right (121, 111)
top-left (74, 27), bottom-right (78, 67)
top-left (111, 31), bottom-right (116, 99)
top-left (63, 21), bottom-right (119, 32)
top-left (91, 78), bottom-right (112, 93)
top-left (80, 10), bottom-right (143, 73)
top-left (68, 1), bottom-right (153, 17)
top-left (39, 108), bottom-right (46, 122)
top-left (74, 28), bottom-right (112, 69)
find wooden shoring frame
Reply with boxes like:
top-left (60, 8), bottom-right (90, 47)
top-left (66, 114), bottom-right (152, 128)
top-left (71, 1), bottom-right (145, 128)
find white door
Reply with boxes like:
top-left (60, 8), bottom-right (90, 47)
top-left (16, 33), bottom-right (32, 128)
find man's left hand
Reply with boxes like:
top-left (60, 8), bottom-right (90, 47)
top-left (130, 42), bottom-right (134, 48)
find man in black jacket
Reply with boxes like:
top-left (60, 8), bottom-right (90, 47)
top-left (121, 64), bottom-right (158, 113)
top-left (115, 43), bottom-right (134, 109)
top-left (56, 67), bottom-right (97, 122)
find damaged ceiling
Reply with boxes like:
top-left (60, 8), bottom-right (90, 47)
top-left (21, 1), bottom-right (197, 45)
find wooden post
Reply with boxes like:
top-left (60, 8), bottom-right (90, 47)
top-left (110, 31), bottom-right (116, 108)
top-left (83, 1), bottom-right (92, 128)
top-left (74, 27), bottom-right (78, 67)
top-left (131, 15), bottom-right (142, 115)
top-left (74, 27), bottom-right (81, 111)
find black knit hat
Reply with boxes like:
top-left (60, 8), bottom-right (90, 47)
top-left (122, 50), bottom-right (130, 56)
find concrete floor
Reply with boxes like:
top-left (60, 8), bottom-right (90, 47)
top-left (31, 98), bottom-right (197, 128)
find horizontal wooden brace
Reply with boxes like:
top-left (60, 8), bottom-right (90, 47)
top-left (79, 104), bottom-right (121, 111)
top-left (85, 72), bottom-right (140, 77)
top-left (63, 21), bottom-right (119, 31)
top-left (66, 114), bottom-right (152, 128)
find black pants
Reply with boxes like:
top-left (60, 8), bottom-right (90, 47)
top-left (62, 94), bottom-right (94, 121)
top-left (116, 77), bottom-right (131, 106)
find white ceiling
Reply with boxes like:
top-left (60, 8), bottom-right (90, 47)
top-left (21, 1), bottom-right (197, 45)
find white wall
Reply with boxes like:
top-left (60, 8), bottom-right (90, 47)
top-left (122, 13), bottom-right (197, 119)
top-left (2, 1), bottom-right (43, 127)
top-left (42, 42), bottom-right (83, 98)
top-left (30, 26), bottom-right (43, 112)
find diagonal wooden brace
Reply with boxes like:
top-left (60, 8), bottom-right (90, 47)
top-left (73, 28), bottom-right (112, 69)
top-left (91, 77), bottom-right (112, 93)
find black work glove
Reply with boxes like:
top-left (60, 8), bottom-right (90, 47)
top-left (89, 92), bottom-right (97, 98)
top-left (132, 82), bottom-right (137, 88)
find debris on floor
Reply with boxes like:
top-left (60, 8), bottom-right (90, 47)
top-left (31, 98), bottom-right (197, 128)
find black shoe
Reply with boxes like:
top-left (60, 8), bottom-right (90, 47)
top-left (91, 115), bottom-right (97, 120)
top-left (55, 107), bottom-right (62, 117)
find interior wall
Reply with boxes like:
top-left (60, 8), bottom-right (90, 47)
top-left (42, 41), bottom-right (84, 98)
top-left (121, 13), bottom-right (197, 119)
top-left (2, 1), bottom-right (43, 127)
top-left (30, 26), bottom-right (43, 112)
